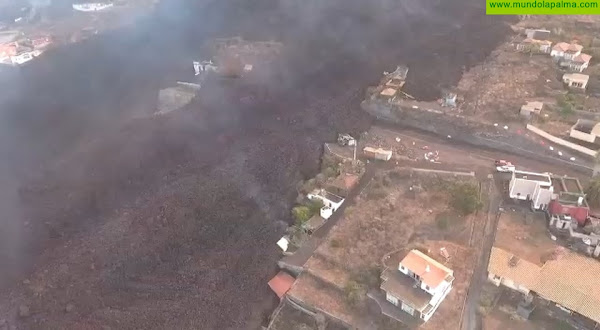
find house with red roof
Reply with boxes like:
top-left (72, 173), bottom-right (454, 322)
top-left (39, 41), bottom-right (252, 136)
top-left (549, 192), bottom-right (589, 228)
top-left (268, 271), bottom-right (295, 300)
top-left (560, 53), bottom-right (592, 72)
top-left (550, 42), bottom-right (592, 72)
top-left (379, 250), bottom-right (454, 322)
top-left (551, 42), bottom-right (584, 60)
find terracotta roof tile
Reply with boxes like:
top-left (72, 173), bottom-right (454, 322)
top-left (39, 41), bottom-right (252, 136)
top-left (553, 42), bottom-right (583, 53)
top-left (574, 53), bottom-right (592, 63)
top-left (400, 250), bottom-right (453, 288)
top-left (268, 271), bottom-right (295, 299)
top-left (488, 247), bottom-right (541, 289)
top-left (489, 247), bottom-right (600, 323)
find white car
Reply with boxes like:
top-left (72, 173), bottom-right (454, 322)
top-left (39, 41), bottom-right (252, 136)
top-left (496, 164), bottom-right (516, 173)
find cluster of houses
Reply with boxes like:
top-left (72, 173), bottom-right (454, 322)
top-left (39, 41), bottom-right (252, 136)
top-left (376, 65), bottom-right (458, 109)
top-left (515, 28), bottom-right (593, 91)
top-left (509, 168), bottom-right (600, 257)
top-left (497, 167), bottom-right (600, 327)
top-left (0, 30), bottom-right (52, 66)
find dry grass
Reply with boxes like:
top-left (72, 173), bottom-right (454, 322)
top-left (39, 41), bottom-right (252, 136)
top-left (288, 169), bottom-right (484, 328)
top-left (457, 44), bottom-right (562, 124)
top-left (494, 210), bottom-right (556, 265)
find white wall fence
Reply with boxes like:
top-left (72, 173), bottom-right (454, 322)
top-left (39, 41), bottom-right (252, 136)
top-left (526, 124), bottom-right (598, 157)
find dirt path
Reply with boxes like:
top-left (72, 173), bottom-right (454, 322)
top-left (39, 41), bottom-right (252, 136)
top-left (461, 177), bottom-right (503, 330)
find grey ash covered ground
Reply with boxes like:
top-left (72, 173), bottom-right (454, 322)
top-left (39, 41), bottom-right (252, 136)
top-left (0, 0), bottom-right (511, 328)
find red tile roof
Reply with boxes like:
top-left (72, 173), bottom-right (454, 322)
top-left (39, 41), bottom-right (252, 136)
top-left (400, 250), bottom-right (453, 288)
top-left (0, 42), bottom-right (18, 57)
top-left (574, 53), bottom-right (592, 64)
top-left (549, 200), bottom-right (589, 225)
top-left (268, 271), bottom-right (295, 299)
top-left (553, 42), bottom-right (583, 53)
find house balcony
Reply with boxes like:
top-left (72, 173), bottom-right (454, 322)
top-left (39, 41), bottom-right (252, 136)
top-left (367, 289), bottom-right (424, 327)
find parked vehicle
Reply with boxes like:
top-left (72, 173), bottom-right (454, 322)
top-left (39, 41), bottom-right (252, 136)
top-left (495, 160), bottom-right (515, 172)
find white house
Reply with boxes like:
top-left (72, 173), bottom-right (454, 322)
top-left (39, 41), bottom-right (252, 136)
top-left (8, 49), bottom-right (42, 65)
top-left (380, 250), bottom-right (454, 322)
top-left (307, 189), bottom-right (344, 219)
top-left (526, 29), bottom-right (551, 40)
top-left (509, 170), bottom-right (553, 210)
top-left (551, 42), bottom-right (583, 61)
top-left (363, 147), bottom-right (393, 161)
top-left (519, 101), bottom-right (544, 118)
top-left (560, 53), bottom-right (592, 72)
top-left (563, 73), bottom-right (589, 90)
top-left (487, 247), bottom-right (540, 295)
top-left (515, 38), bottom-right (552, 54)
top-left (570, 119), bottom-right (600, 143)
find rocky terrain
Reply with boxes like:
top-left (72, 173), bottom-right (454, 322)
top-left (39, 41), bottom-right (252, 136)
top-left (0, 0), bottom-right (512, 328)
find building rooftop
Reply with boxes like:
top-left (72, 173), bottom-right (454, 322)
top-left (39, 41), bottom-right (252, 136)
top-left (553, 42), bottom-right (583, 53)
top-left (563, 73), bottom-right (590, 83)
top-left (513, 170), bottom-right (551, 184)
top-left (381, 267), bottom-right (431, 310)
top-left (573, 53), bottom-right (592, 63)
top-left (488, 247), bottom-right (541, 289)
top-left (490, 247), bottom-right (600, 324)
top-left (363, 147), bottom-right (392, 154)
top-left (308, 189), bottom-right (344, 204)
top-left (268, 271), bottom-right (295, 299)
top-left (400, 250), bottom-right (454, 288)
top-left (573, 119), bottom-right (598, 134)
top-left (380, 88), bottom-right (397, 97)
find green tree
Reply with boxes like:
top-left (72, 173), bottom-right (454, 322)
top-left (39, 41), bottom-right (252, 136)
top-left (343, 280), bottom-right (362, 306)
top-left (586, 177), bottom-right (600, 207)
top-left (292, 206), bottom-right (312, 225)
top-left (450, 182), bottom-right (482, 215)
top-left (306, 199), bottom-right (324, 215)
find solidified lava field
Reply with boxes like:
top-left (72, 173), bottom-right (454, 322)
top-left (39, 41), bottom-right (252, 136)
top-left (0, 0), bottom-right (512, 329)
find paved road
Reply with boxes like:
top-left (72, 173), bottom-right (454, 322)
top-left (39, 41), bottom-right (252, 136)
top-left (375, 123), bottom-right (593, 177)
top-left (461, 176), bottom-right (503, 330)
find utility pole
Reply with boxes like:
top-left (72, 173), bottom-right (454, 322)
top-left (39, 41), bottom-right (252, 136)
top-left (353, 140), bottom-right (357, 161)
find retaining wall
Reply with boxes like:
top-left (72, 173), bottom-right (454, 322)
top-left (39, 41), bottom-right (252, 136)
top-left (526, 124), bottom-right (597, 157)
top-left (362, 100), bottom-right (593, 174)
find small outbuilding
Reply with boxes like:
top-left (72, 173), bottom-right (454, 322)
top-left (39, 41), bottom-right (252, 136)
top-left (519, 101), bottom-right (544, 118)
top-left (268, 271), bottom-right (295, 300)
top-left (562, 73), bottom-right (589, 90)
top-left (570, 119), bottom-right (600, 143)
